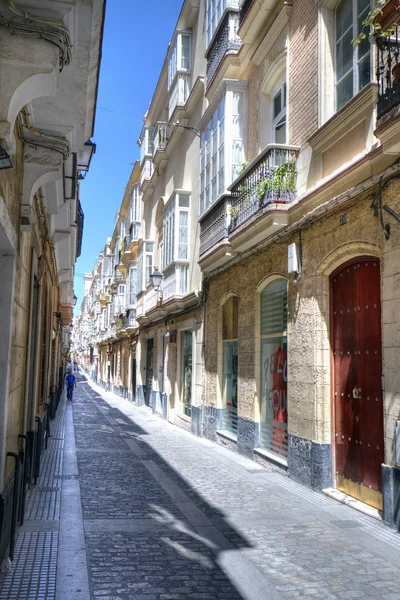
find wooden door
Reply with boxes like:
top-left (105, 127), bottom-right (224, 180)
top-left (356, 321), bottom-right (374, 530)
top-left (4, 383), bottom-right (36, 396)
top-left (331, 258), bottom-right (384, 510)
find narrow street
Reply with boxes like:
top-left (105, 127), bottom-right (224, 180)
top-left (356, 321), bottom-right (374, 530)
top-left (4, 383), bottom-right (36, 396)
top-left (1, 376), bottom-right (400, 600)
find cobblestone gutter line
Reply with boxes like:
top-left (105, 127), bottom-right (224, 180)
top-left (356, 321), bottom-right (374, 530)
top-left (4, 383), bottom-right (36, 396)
top-left (0, 397), bottom-right (66, 600)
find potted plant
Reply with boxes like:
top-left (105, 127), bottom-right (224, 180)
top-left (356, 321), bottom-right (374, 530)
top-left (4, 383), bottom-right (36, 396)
top-left (255, 161), bottom-right (296, 205)
top-left (352, 0), bottom-right (399, 46)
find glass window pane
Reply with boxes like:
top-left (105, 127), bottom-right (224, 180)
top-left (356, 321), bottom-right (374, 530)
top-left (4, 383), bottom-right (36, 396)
top-left (336, 71), bottom-right (353, 109)
top-left (260, 336), bottom-right (288, 457)
top-left (336, 0), bottom-right (352, 40)
top-left (336, 29), bottom-right (353, 82)
top-left (358, 53), bottom-right (370, 90)
top-left (357, 0), bottom-right (369, 15)
top-left (178, 194), bottom-right (190, 207)
top-left (180, 34), bottom-right (190, 70)
top-left (178, 211), bottom-right (188, 259)
top-left (275, 117), bottom-right (287, 145)
top-left (273, 91), bottom-right (281, 119)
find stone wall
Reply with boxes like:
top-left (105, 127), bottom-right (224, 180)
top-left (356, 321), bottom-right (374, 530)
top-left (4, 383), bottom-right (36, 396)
top-left (205, 179), bottom-right (400, 480)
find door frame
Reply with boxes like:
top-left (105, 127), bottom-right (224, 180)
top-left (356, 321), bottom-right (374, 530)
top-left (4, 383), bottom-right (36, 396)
top-left (329, 255), bottom-right (383, 507)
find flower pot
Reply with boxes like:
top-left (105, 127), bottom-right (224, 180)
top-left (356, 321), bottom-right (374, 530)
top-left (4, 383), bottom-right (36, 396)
top-left (374, 0), bottom-right (400, 31)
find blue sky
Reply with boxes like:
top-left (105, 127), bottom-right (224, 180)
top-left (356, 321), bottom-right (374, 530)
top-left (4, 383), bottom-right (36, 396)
top-left (74, 0), bottom-right (184, 310)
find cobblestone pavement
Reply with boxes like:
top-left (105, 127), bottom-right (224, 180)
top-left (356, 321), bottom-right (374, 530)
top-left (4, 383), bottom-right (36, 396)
top-left (2, 377), bottom-right (400, 599)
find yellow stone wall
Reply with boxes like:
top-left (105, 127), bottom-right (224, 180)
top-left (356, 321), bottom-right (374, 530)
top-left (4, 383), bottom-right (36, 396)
top-left (205, 180), bottom-right (400, 465)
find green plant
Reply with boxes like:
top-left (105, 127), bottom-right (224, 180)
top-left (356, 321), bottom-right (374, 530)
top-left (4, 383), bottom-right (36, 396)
top-left (228, 204), bottom-right (240, 218)
top-left (255, 161), bottom-right (296, 200)
top-left (352, 0), bottom-right (397, 45)
top-left (237, 160), bottom-right (249, 175)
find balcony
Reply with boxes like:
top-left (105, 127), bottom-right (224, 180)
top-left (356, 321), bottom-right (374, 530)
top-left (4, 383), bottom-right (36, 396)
top-left (375, 33), bottom-right (400, 154)
top-left (206, 12), bottom-right (241, 88)
top-left (199, 196), bottom-right (229, 256)
top-left (169, 74), bottom-right (191, 118)
top-left (153, 122), bottom-right (170, 155)
top-left (228, 145), bottom-right (299, 234)
top-left (377, 34), bottom-right (400, 119)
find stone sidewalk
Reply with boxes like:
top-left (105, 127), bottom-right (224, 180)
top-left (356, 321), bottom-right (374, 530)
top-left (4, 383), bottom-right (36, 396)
top-left (1, 377), bottom-right (400, 599)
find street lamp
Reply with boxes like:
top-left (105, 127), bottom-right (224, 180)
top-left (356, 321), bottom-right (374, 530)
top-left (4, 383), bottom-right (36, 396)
top-left (150, 268), bottom-right (163, 290)
top-left (0, 145), bottom-right (13, 170)
top-left (73, 294), bottom-right (78, 307)
top-left (77, 140), bottom-right (96, 176)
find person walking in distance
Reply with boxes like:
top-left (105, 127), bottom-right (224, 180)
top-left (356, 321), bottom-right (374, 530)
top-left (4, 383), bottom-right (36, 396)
top-left (66, 370), bottom-right (76, 401)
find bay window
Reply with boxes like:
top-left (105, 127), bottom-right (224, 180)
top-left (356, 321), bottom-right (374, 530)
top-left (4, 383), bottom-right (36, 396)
top-left (199, 82), bottom-right (247, 216)
top-left (206, 0), bottom-right (240, 47)
top-left (168, 31), bottom-right (191, 89)
top-left (140, 127), bottom-right (154, 163)
top-left (117, 284), bottom-right (126, 313)
top-left (128, 265), bottom-right (137, 306)
top-left (130, 184), bottom-right (141, 225)
top-left (163, 193), bottom-right (190, 268)
top-left (335, 0), bottom-right (371, 110)
top-left (114, 237), bottom-right (120, 266)
top-left (137, 242), bottom-right (154, 293)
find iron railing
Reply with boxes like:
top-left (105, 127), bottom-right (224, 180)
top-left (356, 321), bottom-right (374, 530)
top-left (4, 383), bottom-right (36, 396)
top-left (376, 33), bottom-right (400, 119)
top-left (228, 145), bottom-right (299, 234)
top-left (206, 12), bottom-right (241, 86)
top-left (199, 196), bottom-right (229, 256)
top-left (153, 122), bottom-right (170, 153)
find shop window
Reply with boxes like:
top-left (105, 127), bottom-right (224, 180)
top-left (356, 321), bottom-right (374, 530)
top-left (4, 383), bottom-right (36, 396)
top-left (259, 279), bottom-right (288, 458)
top-left (181, 330), bottom-right (193, 417)
top-left (221, 296), bottom-right (238, 434)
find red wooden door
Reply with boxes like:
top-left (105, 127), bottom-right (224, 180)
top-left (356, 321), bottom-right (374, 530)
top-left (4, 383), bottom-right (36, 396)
top-left (331, 258), bottom-right (384, 506)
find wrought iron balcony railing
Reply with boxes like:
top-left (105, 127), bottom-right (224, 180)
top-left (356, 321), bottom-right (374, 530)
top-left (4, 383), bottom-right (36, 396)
top-left (228, 145), bottom-right (299, 234)
top-left (153, 122), bottom-right (170, 154)
top-left (206, 12), bottom-right (241, 87)
top-left (376, 33), bottom-right (400, 119)
top-left (199, 196), bottom-right (229, 256)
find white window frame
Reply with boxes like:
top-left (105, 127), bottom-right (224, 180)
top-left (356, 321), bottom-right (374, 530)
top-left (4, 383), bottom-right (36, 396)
top-left (199, 81), bottom-right (247, 217)
top-left (163, 192), bottom-right (190, 270)
top-left (140, 127), bottom-right (154, 163)
top-left (137, 241), bottom-right (154, 293)
top-left (168, 31), bottom-right (192, 90)
top-left (130, 184), bottom-right (141, 224)
top-left (117, 284), bottom-right (126, 313)
top-left (335, 0), bottom-right (372, 111)
top-left (271, 80), bottom-right (287, 144)
top-left (128, 265), bottom-right (137, 307)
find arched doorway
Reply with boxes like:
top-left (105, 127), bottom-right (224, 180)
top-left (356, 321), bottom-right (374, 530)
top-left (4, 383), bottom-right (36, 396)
top-left (331, 257), bottom-right (384, 509)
